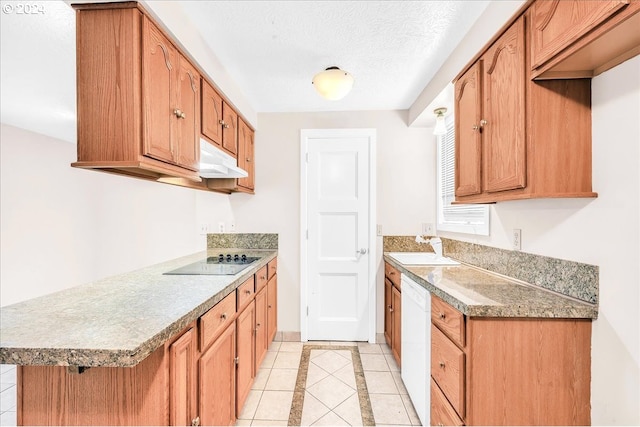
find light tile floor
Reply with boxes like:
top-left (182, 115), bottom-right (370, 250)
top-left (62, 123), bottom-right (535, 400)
top-left (237, 341), bottom-right (420, 426)
top-left (0, 341), bottom-right (420, 427)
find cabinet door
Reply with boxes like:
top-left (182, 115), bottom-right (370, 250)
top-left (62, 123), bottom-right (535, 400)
top-left (200, 323), bottom-right (236, 426)
top-left (237, 119), bottom-right (255, 191)
top-left (175, 57), bottom-right (200, 171)
top-left (236, 300), bottom-right (255, 415)
top-left (530, 0), bottom-right (629, 70)
top-left (255, 286), bottom-right (268, 370)
top-left (201, 80), bottom-right (224, 147)
top-left (142, 17), bottom-right (177, 165)
top-left (455, 61), bottom-right (483, 197)
top-left (222, 102), bottom-right (238, 156)
top-left (267, 274), bottom-right (278, 344)
top-left (482, 17), bottom-right (526, 193)
top-left (384, 278), bottom-right (393, 347)
top-left (391, 285), bottom-right (401, 367)
top-left (169, 326), bottom-right (198, 426)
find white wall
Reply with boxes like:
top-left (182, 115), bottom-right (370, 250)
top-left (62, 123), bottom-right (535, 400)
top-left (231, 110), bottom-right (435, 335)
top-left (0, 124), bottom-right (234, 306)
top-left (437, 56), bottom-right (640, 425)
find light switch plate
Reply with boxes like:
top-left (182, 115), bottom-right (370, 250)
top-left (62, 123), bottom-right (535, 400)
top-left (421, 223), bottom-right (435, 235)
top-left (377, 224), bottom-right (383, 236)
top-left (198, 223), bottom-right (209, 235)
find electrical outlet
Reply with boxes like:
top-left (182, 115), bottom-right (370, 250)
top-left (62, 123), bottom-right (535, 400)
top-left (229, 221), bottom-right (236, 232)
top-left (198, 223), bottom-right (209, 236)
top-left (376, 224), bottom-right (383, 236)
top-left (421, 223), bottom-right (435, 235)
top-left (218, 222), bottom-right (225, 233)
top-left (513, 228), bottom-right (522, 251)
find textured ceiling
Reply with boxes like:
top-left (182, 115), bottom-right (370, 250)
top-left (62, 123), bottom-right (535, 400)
top-left (0, 1), bottom-right (489, 143)
top-left (180, 1), bottom-right (490, 112)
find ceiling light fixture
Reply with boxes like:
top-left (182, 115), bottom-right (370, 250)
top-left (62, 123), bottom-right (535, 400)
top-left (433, 107), bottom-right (448, 136)
top-left (312, 66), bottom-right (354, 100)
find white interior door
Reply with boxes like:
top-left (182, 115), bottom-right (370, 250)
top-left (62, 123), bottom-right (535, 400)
top-left (301, 129), bottom-right (376, 342)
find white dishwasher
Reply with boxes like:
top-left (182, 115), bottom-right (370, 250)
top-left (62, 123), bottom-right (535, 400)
top-left (401, 273), bottom-right (430, 426)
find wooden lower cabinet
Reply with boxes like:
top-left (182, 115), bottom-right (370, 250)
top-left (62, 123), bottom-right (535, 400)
top-left (255, 286), bottom-right (268, 370)
top-left (199, 323), bottom-right (236, 426)
top-left (267, 272), bottom-right (278, 344)
top-left (236, 300), bottom-right (256, 416)
top-left (430, 295), bottom-right (591, 426)
top-left (169, 325), bottom-right (198, 426)
top-left (383, 262), bottom-right (401, 367)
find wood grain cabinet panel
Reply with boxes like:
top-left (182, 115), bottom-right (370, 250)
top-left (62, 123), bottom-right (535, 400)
top-left (201, 79), bottom-right (224, 149)
top-left (384, 278), bottom-right (393, 347)
top-left (430, 379), bottom-right (464, 427)
top-left (383, 262), bottom-right (401, 366)
top-left (482, 17), bottom-right (526, 194)
top-left (431, 295), bottom-right (465, 348)
top-left (168, 326), bottom-right (198, 426)
top-left (267, 272), bottom-right (278, 344)
top-left (391, 285), bottom-right (402, 367)
top-left (531, 0), bottom-right (630, 70)
top-left (200, 291), bottom-right (236, 351)
top-left (237, 118), bottom-right (255, 192)
top-left (221, 102), bottom-right (239, 156)
top-left (431, 325), bottom-right (465, 419)
top-left (454, 61), bottom-right (483, 197)
top-left (199, 322), bottom-right (236, 426)
top-left (255, 286), bottom-right (268, 371)
top-left (175, 58), bottom-right (200, 171)
top-left (236, 300), bottom-right (255, 416)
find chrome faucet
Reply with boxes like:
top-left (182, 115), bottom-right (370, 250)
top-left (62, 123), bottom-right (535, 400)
top-left (415, 235), bottom-right (443, 257)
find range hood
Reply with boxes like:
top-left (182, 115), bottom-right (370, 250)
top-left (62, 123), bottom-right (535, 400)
top-left (199, 139), bottom-right (248, 179)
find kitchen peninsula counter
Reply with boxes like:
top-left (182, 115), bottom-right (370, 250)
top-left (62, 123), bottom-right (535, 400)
top-left (0, 249), bottom-right (277, 368)
top-left (384, 254), bottom-right (597, 319)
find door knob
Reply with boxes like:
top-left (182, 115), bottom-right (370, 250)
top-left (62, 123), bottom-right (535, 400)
top-left (357, 248), bottom-right (367, 255)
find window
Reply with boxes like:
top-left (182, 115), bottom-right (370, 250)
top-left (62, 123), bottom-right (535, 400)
top-left (436, 116), bottom-right (489, 235)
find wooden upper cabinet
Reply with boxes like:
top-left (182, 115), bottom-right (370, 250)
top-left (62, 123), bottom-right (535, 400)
top-left (481, 17), bottom-right (526, 193)
top-left (201, 79), bottom-right (224, 148)
top-left (175, 58), bottom-right (200, 171)
top-left (453, 13), bottom-right (596, 204)
top-left (529, 0), bottom-right (640, 79)
top-left (222, 102), bottom-right (239, 156)
top-left (454, 61), bottom-right (483, 197)
top-left (142, 17), bottom-right (200, 172)
top-left (237, 118), bottom-right (255, 192)
top-left (72, 4), bottom-right (201, 182)
top-left (142, 18), bottom-right (176, 166)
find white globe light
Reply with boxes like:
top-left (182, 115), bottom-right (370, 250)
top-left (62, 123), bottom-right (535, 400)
top-left (312, 67), bottom-right (354, 100)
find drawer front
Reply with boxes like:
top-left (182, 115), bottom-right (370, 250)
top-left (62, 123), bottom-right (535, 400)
top-left (237, 276), bottom-right (255, 310)
top-left (200, 291), bottom-right (236, 350)
top-left (267, 258), bottom-right (277, 280)
top-left (431, 324), bottom-right (465, 418)
top-left (255, 265), bottom-right (268, 292)
top-left (431, 378), bottom-right (464, 426)
top-left (432, 295), bottom-right (465, 347)
top-left (384, 262), bottom-right (400, 288)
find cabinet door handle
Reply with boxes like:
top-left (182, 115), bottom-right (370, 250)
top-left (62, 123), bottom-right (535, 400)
top-left (472, 124), bottom-right (479, 131)
top-left (245, 289), bottom-right (251, 295)
top-left (389, 306), bottom-right (394, 313)
top-left (174, 109), bottom-right (186, 119)
top-left (224, 123), bottom-right (230, 129)
top-left (480, 119), bottom-right (488, 128)
top-left (219, 119), bottom-right (225, 126)
top-left (221, 313), bottom-right (227, 320)
top-left (439, 312), bottom-right (446, 320)
top-left (191, 416), bottom-right (200, 426)
top-left (268, 304), bottom-right (272, 309)
top-left (439, 361), bottom-right (446, 369)
top-left (246, 158), bottom-right (252, 162)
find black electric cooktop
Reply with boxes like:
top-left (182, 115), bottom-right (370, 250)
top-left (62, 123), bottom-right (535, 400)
top-left (164, 253), bottom-right (260, 275)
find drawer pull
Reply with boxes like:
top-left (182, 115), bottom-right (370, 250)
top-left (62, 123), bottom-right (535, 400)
top-left (260, 275), bottom-right (266, 280)
top-left (439, 361), bottom-right (446, 369)
top-left (439, 312), bottom-right (446, 320)
top-left (220, 313), bottom-right (227, 320)
top-left (390, 271), bottom-right (395, 275)
top-left (245, 289), bottom-right (251, 294)
top-left (268, 305), bottom-right (272, 309)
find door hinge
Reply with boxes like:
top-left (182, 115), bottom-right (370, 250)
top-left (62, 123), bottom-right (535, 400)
top-left (306, 152), bottom-right (309, 163)
top-left (306, 306), bottom-right (309, 316)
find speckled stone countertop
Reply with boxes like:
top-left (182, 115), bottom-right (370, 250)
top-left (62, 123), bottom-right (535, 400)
top-left (384, 255), bottom-right (597, 319)
top-left (0, 249), bottom-right (276, 368)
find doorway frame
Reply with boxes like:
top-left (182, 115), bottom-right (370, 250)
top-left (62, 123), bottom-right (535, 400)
top-left (299, 128), bottom-right (377, 343)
